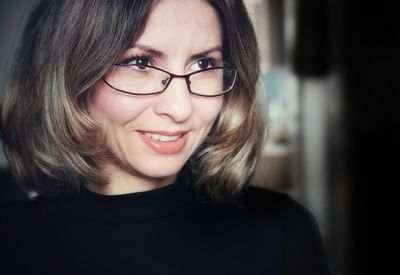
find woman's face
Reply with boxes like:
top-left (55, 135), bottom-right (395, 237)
top-left (87, 0), bottom-right (224, 194)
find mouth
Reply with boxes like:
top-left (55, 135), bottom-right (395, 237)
top-left (138, 130), bottom-right (189, 154)
top-left (143, 132), bottom-right (183, 142)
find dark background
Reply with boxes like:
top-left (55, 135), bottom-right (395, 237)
top-left (294, 0), bottom-right (399, 274)
top-left (339, 1), bottom-right (399, 274)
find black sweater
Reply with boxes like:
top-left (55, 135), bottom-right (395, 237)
top-left (0, 174), bottom-right (330, 275)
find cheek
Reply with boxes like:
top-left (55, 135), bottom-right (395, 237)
top-left (87, 81), bottom-right (150, 125)
top-left (195, 97), bottom-right (224, 126)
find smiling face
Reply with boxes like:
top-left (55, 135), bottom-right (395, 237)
top-left (87, 0), bottom-right (224, 194)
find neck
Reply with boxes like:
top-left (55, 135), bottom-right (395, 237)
top-left (87, 164), bottom-right (177, 195)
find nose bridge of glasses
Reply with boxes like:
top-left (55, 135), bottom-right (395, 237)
top-left (156, 70), bottom-right (194, 121)
top-left (163, 72), bottom-right (191, 91)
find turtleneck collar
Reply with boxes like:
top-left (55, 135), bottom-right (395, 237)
top-left (72, 169), bottom-right (194, 222)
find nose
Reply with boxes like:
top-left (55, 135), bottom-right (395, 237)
top-left (153, 76), bottom-right (193, 122)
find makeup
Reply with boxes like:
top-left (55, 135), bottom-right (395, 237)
top-left (138, 131), bottom-right (188, 154)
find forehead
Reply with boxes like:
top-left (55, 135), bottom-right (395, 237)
top-left (135, 0), bottom-right (222, 52)
top-left (148, 0), bottom-right (219, 27)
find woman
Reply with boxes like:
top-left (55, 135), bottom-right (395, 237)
top-left (0, 0), bottom-right (329, 274)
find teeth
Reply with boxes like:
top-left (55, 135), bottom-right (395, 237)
top-left (144, 132), bottom-right (181, 142)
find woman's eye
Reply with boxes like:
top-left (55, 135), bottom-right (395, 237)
top-left (191, 58), bottom-right (217, 71)
top-left (122, 56), bottom-right (150, 69)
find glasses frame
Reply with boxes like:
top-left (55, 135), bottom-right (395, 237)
top-left (102, 64), bottom-right (237, 97)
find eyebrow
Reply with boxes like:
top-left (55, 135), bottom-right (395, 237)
top-left (131, 44), bottom-right (223, 60)
top-left (131, 45), bottom-right (164, 58)
top-left (191, 46), bottom-right (223, 60)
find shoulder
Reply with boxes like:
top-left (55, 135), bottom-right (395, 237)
top-left (0, 196), bottom-right (76, 245)
top-left (195, 185), bottom-right (321, 237)
top-left (238, 186), bottom-right (325, 253)
top-left (239, 185), bottom-right (315, 223)
top-left (238, 186), bottom-right (330, 274)
top-left (0, 196), bottom-right (75, 234)
top-left (240, 185), bottom-right (292, 208)
top-left (237, 186), bottom-right (330, 274)
top-left (0, 197), bottom-right (71, 274)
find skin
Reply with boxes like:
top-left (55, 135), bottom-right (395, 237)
top-left (87, 0), bottom-right (224, 195)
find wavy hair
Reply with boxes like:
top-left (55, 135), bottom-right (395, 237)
top-left (0, 0), bottom-right (266, 199)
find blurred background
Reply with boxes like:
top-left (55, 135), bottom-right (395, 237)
top-left (1, 0), bottom-right (399, 274)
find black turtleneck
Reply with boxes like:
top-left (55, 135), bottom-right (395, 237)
top-left (0, 173), bottom-right (330, 275)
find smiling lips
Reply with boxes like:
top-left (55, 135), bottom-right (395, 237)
top-left (138, 130), bottom-right (188, 154)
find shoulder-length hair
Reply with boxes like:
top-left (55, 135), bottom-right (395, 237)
top-left (0, 0), bottom-right (266, 200)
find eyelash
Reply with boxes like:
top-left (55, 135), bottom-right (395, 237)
top-left (120, 55), bottom-right (152, 66)
top-left (197, 57), bottom-right (218, 67)
top-left (119, 55), bottom-right (222, 70)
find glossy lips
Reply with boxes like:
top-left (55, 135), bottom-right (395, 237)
top-left (138, 131), bottom-right (188, 154)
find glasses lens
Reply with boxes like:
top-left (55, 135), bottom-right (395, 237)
top-left (104, 65), bottom-right (170, 95)
top-left (104, 66), bottom-right (237, 96)
top-left (189, 68), bottom-right (236, 96)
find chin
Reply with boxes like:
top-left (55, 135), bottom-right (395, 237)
top-left (124, 159), bottom-right (186, 181)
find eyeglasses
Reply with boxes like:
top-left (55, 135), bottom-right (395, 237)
top-left (102, 64), bottom-right (237, 97)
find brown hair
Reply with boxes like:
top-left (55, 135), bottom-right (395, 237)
top-left (0, 0), bottom-right (266, 200)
